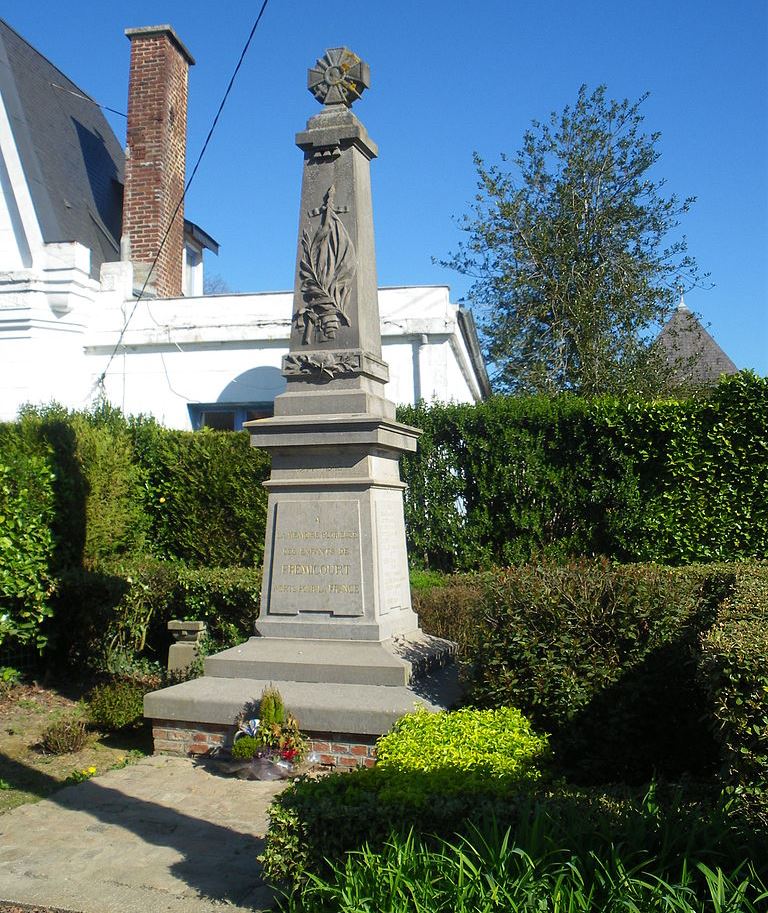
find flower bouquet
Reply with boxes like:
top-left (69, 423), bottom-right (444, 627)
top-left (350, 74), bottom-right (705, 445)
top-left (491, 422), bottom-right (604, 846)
top-left (228, 686), bottom-right (311, 780)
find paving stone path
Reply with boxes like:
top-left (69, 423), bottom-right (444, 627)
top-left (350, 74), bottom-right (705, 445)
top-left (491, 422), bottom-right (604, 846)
top-left (0, 756), bottom-right (286, 913)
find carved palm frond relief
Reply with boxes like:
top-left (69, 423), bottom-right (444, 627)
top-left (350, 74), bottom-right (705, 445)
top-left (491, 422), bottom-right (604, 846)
top-left (295, 185), bottom-right (356, 343)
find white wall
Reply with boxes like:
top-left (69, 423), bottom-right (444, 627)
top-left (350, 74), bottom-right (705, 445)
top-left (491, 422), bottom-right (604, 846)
top-left (0, 270), bottom-right (485, 426)
top-left (83, 285), bottom-right (483, 428)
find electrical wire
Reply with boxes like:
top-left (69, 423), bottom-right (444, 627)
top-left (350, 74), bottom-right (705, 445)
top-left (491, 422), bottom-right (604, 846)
top-left (50, 82), bottom-right (127, 117)
top-left (93, 0), bottom-right (271, 398)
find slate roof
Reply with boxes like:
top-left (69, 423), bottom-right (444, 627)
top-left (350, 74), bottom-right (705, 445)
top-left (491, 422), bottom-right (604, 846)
top-left (656, 297), bottom-right (738, 386)
top-left (0, 18), bottom-right (125, 276)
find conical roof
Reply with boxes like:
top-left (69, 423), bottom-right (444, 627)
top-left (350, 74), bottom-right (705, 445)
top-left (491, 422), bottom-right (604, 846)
top-left (656, 294), bottom-right (738, 386)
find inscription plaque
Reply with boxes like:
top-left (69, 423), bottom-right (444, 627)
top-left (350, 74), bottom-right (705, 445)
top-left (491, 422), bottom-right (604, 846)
top-left (267, 500), bottom-right (364, 616)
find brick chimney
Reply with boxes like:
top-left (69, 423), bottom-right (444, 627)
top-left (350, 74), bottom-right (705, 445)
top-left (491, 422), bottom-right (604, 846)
top-left (122, 26), bottom-right (194, 298)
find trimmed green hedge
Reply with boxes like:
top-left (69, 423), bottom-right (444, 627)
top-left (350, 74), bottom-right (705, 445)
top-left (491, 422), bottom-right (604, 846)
top-left (699, 567), bottom-right (768, 795)
top-left (15, 404), bottom-right (271, 570)
top-left (130, 418), bottom-right (270, 567)
top-left (264, 770), bottom-right (766, 895)
top-left (399, 372), bottom-right (768, 570)
top-left (471, 560), bottom-right (718, 782)
top-left (415, 561), bottom-right (768, 787)
top-left (53, 560), bottom-right (262, 670)
top-left (1, 406), bottom-right (271, 656)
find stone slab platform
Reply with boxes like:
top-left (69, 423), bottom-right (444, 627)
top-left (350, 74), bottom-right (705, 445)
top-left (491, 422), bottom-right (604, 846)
top-left (145, 667), bottom-right (460, 736)
top-left (204, 634), bottom-right (453, 686)
top-left (0, 756), bottom-right (283, 913)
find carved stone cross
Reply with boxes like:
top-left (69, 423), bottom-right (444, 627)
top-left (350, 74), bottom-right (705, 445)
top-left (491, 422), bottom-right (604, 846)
top-left (307, 47), bottom-right (370, 107)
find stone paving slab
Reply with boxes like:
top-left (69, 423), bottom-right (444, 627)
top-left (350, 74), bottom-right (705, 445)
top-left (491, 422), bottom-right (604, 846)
top-left (0, 756), bottom-right (286, 913)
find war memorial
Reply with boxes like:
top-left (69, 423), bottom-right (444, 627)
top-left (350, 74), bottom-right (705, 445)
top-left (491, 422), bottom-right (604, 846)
top-left (144, 48), bottom-right (457, 761)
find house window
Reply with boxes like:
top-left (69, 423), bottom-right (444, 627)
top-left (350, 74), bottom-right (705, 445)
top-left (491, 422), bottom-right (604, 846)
top-left (183, 244), bottom-right (203, 296)
top-left (188, 403), bottom-right (273, 431)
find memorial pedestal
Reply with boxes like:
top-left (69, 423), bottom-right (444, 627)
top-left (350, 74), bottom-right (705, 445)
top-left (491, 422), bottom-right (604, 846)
top-left (144, 47), bottom-right (458, 761)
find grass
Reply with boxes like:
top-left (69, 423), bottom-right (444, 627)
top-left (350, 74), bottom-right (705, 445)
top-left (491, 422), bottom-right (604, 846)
top-left (0, 681), bottom-right (152, 814)
top-left (282, 827), bottom-right (768, 913)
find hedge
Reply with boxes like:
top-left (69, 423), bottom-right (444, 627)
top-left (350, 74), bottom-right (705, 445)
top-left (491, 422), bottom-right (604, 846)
top-left (0, 424), bottom-right (56, 649)
top-left (15, 404), bottom-right (271, 569)
top-left (264, 768), bottom-right (766, 895)
top-left (51, 560), bottom-right (262, 671)
top-left (699, 567), bottom-right (768, 797)
top-left (4, 377), bottom-right (768, 659)
top-left (2, 405), bottom-right (270, 658)
top-left (399, 372), bottom-right (768, 570)
top-left (130, 418), bottom-right (270, 567)
top-left (414, 561), bottom-right (768, 788)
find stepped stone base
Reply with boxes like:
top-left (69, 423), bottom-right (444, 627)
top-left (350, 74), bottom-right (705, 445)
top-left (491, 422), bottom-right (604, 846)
top-left (145, 633), bottom-right (459, 759)
top-left (145, 663), bottom-right (459, 735)
top-left (205, 633), bottom-right (455, 686)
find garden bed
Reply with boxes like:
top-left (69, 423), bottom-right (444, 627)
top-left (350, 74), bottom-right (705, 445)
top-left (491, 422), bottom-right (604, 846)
top-left (0, 681), bottom-right (151, 814)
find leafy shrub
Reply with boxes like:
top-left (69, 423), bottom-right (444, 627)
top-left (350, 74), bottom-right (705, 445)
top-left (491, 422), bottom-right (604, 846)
top-left (467, 560), bottom-right (698, 722)
top-left (87, 680), bottom-right (150, 730)
top-left (415, 560), bottom-right (721, 782)
top-left (399, 372), bottom-right (768, 570)
top-left (264, 706), bottom-right (548, 887)
top-left (129, 419), bottom-right (271, 567)
top-left (411, 572), bottom-right (484, 653)
top-left (0, 424), bottom-right (56, 649)
top-left (263, 765), bottom-right (522, 889)
top-left (413, 561), bottom-right (768, 787)
top-left (376, 707), bottom-right (548, 783)
top-left (0, 666), bottom-right (21, 695)
top-left (699, 566), bottom-right (768, 793)
top-left (52, 560), bottom-right (261, 670)
top-left (40, 713), bottom-right (88, 754)
top-left (264, 776), bottom-right (767, 894)
top-left (231, 735), bottom-right (260, 760)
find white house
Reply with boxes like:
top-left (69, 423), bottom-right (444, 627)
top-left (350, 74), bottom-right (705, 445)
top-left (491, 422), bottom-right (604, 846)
top-left (0, 20), bottom-right (489, 429)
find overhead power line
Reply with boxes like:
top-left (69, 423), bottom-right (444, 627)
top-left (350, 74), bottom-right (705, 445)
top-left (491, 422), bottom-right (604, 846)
top-left (50, 82), bottom-right (127, 117)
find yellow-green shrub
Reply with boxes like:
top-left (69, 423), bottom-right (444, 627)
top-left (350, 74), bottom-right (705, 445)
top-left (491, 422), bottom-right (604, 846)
top-left (376, 707), bottom-right (548, 784)
top-left (262, 707), bottom-right (548, 888)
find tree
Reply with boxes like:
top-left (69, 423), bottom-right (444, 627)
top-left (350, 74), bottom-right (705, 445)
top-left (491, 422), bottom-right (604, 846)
top-left (445, 85), bottom-right (701, 396)
top-left (203, 273), bottom-right (233, 295)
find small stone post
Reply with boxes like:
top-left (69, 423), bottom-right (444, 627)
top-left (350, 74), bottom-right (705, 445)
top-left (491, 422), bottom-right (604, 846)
top-left (167, 620), bottom-right (206, 673)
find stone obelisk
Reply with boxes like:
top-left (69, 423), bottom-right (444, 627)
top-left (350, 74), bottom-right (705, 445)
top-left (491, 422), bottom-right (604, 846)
top-left (144, 50), bottom-right (456, 748)
top-left (247, 48), bottom-right (424, 644)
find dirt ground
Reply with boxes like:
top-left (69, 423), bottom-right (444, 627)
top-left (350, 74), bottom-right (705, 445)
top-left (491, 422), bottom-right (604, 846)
top-left (0, 905), bottom-right (76, 913)
top-left (0, 681), bottom-right (152, 815)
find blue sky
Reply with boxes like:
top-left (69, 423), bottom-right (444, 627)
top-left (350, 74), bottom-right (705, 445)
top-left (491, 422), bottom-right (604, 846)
top-left (4, 1), bottom-right (766, 373)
